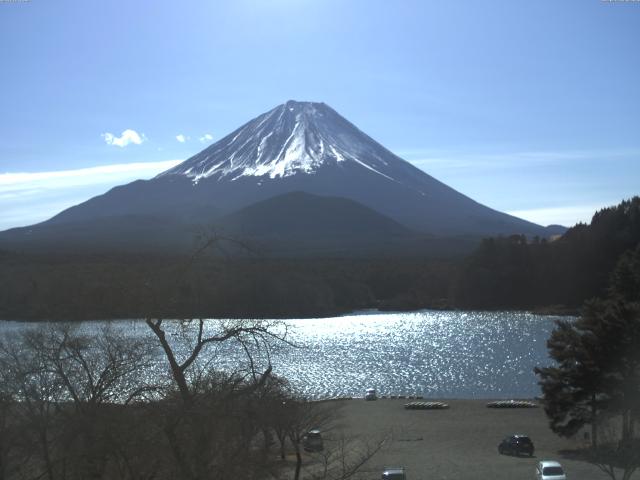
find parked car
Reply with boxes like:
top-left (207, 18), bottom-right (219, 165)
top-left (498, 434), bottom-right (535, 456)
top-left (382, 466), bottom-right (406, 479)
top-left (536, 460), bottom-right (566, 480)
top-left (302, 429), bottom-right (323, 452)
top-left (365, 388), bottom-right (378, 400)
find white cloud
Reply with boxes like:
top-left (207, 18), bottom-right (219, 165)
top-left (199, 133), bottom-right (214, 143)
top-left (176, 134), bottom-right (187, 143)
top-left (102, 129), bottom-right (145, 147)
top-left (0, 160), bottom-right (182, 231)
top-left (506, 205), bottom-right (603, 227)
top-left (0, 161), bottom-right (182, 188)
top-left (403, 147), bottom-right (640, 171)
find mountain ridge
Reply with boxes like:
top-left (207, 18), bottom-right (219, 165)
top-left (0, 100), bottom-right (565, 255)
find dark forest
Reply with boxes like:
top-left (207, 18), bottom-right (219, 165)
top-left (1, 197), bottom-right (638, 321)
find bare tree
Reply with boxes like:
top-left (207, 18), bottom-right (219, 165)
top-left (310, 433), bottom-right (387, 480)
top-left (0, 391), bottom-right (25, 480)
top-left (145, 317), bottom-right (287, 405)
top-left (26, 324), bottom-right (155, 408)
top-left (268, 396), bottom-right (386, 480)
top-left (286, 400), bottom-right (338, 480)
top-left (0, 324), bottom-right (156, 480)
top-left (0, 329), bottom-right (65, 480)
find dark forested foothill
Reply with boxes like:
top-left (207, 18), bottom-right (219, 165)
top-left (0, 252), bottom-right (457, 320)
top-left (0, 197), bottom-right (638, 320)
top-left (454, 197), bottom-right (640, 311)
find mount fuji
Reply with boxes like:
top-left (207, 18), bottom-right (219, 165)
top-left (0, 100), bottom-right (559, 255)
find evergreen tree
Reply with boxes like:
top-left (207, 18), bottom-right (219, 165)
top-left (535, 304), bottom-right (610, 446)
top-left (536, 247), bottom-right (640, 448)
top-left (609, 244), bottom-right (640, 303)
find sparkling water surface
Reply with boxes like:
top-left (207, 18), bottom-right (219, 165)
top-left (0, 310), bottom-right (565, 399)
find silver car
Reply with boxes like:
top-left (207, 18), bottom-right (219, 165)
top-left (536, 460), bottom-right (566, 480)
top-left (382, 466), bottom-right (406, 479)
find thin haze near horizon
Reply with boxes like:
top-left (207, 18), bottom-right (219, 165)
top-left (0, 0), bottom-right (638, 231)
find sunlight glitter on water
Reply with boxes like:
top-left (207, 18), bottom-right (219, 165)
top-left (0, 310), bottom-right (564, 399)
top-left (270, 310), bottom-right (560, 399)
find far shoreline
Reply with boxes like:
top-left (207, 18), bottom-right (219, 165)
top-left (0, 305), bottom-right (579, 323)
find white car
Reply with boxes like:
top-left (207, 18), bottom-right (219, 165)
top-left (382, 466), bottom-right (406, 479)
top-left (536, 460), bottom-right (566, 480)
top-left (365, 388), bottom-right (377, 400)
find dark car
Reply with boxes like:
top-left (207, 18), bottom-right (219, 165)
top-left (498, 435), bottom-right (535, 456)
top-left (302, 429), bottom-right (324, 452)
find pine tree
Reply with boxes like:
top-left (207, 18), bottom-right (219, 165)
top-left (535, 306), bottom-right (608, 446)
top-left (536, 299), bottom-right (640, 447)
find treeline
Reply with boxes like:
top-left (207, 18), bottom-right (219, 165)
top-left (0, 197), bottom-right (638, 320)
top-left (0, 252), bottom-right (456, 320)
top-left (455, 197), bottom-right (640, 310)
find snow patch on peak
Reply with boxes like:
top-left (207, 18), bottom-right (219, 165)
top-left (158, 100), bottom-right (404, 184)
top-left (256, 131), bottom-right (273, 162)
top-left (328, 144), bottom-right (346, 163)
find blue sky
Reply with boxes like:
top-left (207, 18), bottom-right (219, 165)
top-left (0, 0), bottom-right (638, 230)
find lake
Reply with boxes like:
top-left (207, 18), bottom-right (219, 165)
top-left (0, 310), bottom-right (565, 399)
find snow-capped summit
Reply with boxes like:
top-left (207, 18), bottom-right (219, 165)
top-left (159, 100), bottom-right (398, 183)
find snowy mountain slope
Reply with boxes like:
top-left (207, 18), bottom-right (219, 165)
top-left (158, 100), bottom-right (402, 184)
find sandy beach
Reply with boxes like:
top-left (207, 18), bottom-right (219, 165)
top-left (300, 398), bottom-right (612, 480)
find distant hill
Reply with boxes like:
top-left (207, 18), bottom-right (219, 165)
top-left (217, 191), bottom-right (424, 255)
top-left (222, 191), bottom-right (412, 237)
